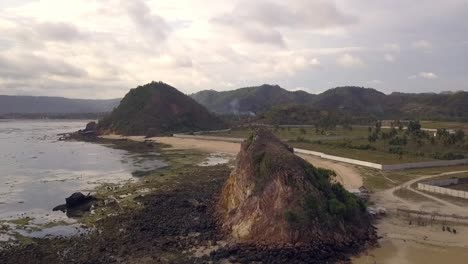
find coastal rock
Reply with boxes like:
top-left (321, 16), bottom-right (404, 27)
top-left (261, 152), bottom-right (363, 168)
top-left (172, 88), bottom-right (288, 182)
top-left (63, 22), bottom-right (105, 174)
top-left (217, 128), bottom-right (376, 247)
top-left (66, 192), bottom-right (95, 207)
top-left (84, 121), bottom-right (98, 132)
top-left (53, 192), bottom-right (97, 217)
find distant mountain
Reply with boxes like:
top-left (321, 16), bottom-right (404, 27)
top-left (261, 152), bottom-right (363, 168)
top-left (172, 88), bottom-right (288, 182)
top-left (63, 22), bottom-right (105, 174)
top-left (98, 81), bottom-right (226, 135)
top-left (190, 84), bottom-right (315, 115)
top-left (191, 85), bottom-right (468, 121)
top-left (0, 95), bottom-right (120, 115)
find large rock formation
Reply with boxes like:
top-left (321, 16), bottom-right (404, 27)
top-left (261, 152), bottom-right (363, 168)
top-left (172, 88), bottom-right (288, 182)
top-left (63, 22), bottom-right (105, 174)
top-left (218, 129), bottom-right (375, 247)
top-left (98, 81), bottom-right (226, 136)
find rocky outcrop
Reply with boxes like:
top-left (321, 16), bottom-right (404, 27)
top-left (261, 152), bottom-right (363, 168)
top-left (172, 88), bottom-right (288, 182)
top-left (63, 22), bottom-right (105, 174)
top-left (97, 81), bottom-right (226, 136)
top-left (217, 129), bottom-right (376, 247)
top-left (61, 121), bottom-right (100, 141)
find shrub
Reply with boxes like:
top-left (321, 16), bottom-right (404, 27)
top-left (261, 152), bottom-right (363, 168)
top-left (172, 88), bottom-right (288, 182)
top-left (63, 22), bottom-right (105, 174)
top-left (389, 135), bottom-right (407, 145)
top-left (389, 146), bottom-right (404, 155)
top-left (431, 152), bottom-right (465, 160)
top-left (285, 210), bottom-right (299, 223)
top-left (327, 198), bottom-right (346, 216)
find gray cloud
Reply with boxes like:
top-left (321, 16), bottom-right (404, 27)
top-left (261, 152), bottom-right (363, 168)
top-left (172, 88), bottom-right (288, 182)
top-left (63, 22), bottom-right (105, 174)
top-left (123, 0), bottom-right (171, 43)
top-left (212, 0), bottom-right (356, 46)
top-left (0, 0), bottom-right (467, 98)
top-left (35, 22), bottom-right (88, 42)
top-left (0, 53), bottom-right (87, 80)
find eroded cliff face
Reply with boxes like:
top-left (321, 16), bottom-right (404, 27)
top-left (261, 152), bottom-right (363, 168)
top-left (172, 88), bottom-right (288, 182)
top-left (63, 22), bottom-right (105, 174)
top-left (217, 129), bottom-right (376, 247)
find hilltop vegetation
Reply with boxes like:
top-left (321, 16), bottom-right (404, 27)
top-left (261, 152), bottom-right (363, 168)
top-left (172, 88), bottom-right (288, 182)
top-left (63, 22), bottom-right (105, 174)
top-left (98, 82), bottom-right (226, 136)
top-left (190, 84), bottom-right (315, 115)
top-left (191, 85), bottom-right (468, 121)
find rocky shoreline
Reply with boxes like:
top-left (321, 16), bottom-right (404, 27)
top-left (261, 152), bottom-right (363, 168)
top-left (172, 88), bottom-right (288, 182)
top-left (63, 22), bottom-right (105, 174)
top-left (0, 138), bottom-right (375, 263)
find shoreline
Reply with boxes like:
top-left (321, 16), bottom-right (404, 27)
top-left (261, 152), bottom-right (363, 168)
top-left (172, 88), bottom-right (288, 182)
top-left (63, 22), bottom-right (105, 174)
top-left (1, 136), bottom-right (376, 263)
top-left (101, 134), bottom-right (364, 191)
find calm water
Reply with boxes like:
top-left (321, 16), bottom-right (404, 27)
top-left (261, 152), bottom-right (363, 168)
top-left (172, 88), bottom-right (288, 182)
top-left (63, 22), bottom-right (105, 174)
top-left (0, 120), bottom-right (166, 224)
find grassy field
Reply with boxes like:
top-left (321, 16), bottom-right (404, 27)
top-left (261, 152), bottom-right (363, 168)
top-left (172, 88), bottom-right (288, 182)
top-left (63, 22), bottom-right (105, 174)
top-left (289, 141), bottom-right (432, 164)
top-left (207, 126), bottom-right (468, 165)
top-left (359, 166), bottom-right (468, 192)
top-left (394, 188), bottom-right (435, 203)
top-left (210, 126), bottom-right (368, 141)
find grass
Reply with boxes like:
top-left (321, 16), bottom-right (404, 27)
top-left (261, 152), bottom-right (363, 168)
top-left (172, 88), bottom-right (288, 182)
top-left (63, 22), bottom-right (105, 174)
top-left (290, 141), bottom-right (431, 164)
top-left (206, 126), bottom-right (468, 165)
top-left (209, 127), bottom-right (369, 141)
top-left (393, 188), bottom-right (434, 203)
top-left (9, 217), bottom-right (33, 228)
top-left (358, 166), bottom-right (468, 192)
top-left (419, 190), bottom-right (468, 207)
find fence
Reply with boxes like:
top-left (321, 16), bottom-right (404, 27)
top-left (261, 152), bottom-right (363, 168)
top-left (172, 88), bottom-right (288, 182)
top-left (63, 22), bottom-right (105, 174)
top-left (417, 182), bottom-right (468, 199)
top-left (293, 148), bottom-right (383, 169)
top-left (172, 134), bottom-right (468, 171)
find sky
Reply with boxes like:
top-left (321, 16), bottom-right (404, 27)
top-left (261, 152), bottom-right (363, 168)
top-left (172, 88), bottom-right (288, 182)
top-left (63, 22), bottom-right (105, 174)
top-left (0, 0), bottom-right (467, 99)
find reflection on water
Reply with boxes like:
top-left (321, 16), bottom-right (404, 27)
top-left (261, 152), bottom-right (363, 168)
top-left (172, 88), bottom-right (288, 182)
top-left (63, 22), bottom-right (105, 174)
top-left (198, 153), bottom-right (231, 167)
top-left (353, 239), bottom-right (468, 264)
top-left (0, 120), bottom-right (167, 235)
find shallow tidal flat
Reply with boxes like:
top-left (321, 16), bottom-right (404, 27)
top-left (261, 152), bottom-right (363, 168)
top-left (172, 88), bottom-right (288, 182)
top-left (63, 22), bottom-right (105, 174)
top-left (0, 120), bottom-right (173, 243)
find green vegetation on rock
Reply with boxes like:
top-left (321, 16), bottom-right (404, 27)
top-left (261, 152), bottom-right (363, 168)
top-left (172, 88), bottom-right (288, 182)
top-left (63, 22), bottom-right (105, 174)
top-left (98, 81), bottom-right (226, 135)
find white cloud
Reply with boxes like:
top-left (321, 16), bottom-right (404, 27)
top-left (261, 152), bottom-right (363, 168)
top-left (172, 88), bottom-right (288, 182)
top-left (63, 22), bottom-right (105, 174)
top-left (368, 79), bottom-right (383, 85)
top-left (409, 72), bottom-right (438, 79)
top-left (384, 53), bottom-right (395, 62)
top-left (412, 40), bottom-right (432, 50)
top-left (0, 0), bottom-right (466, 97)
top-left (384, 43), bottom-right (400, 53)
top-left (212, 0), bottom-right (356, 46)
top-left (337, 53), bottom-right (364, 68)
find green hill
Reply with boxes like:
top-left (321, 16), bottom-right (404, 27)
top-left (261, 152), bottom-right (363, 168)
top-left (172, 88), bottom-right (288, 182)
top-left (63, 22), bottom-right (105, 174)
top-left (191, 86), bottom-right (468, 121)
top-left (190, 84), bottom-right (315, 115)
top-left (98, 82), bottom-right (226, 135)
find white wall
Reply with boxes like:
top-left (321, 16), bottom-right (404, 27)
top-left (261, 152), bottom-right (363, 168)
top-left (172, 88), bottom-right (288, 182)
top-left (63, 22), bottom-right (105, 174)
top-left (293, 148), bottom-right (383, 169)
top-left (417, 183), bottom-right (468, 199)
top-left (383, 159), bottom-right (468, 171)
top-left (173, 134), bottom-right (468, 171)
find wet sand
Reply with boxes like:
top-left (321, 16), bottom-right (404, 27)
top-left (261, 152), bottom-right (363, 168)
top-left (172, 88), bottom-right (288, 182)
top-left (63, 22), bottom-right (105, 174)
top-left (101, 135), bottom-right (364, 190)
top-left (353, 239), bottom-right (468, 264)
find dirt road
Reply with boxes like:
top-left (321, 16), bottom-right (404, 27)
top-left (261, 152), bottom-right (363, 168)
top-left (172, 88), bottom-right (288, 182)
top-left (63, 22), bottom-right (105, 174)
top-left (375, 170), bottom-right (468, 215)
top-left (101, 135), bottom-right (363, 190)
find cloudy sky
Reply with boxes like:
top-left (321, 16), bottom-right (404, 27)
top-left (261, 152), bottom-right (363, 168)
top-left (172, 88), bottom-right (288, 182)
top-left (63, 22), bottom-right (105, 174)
top-left (0, 0), bottom-right (467, 98)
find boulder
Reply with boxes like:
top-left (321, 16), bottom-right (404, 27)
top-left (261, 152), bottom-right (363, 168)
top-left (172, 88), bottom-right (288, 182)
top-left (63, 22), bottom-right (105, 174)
top-left (217, 128), bottom-right (376, 246)
top-left (84, 121), bottom-right (98, 132)
top-left (53, 192), bottom-right (97, 217)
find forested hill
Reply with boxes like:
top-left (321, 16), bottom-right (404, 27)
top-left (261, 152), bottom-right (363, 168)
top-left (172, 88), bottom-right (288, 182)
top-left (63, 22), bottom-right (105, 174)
top-left (0, 95), bottom-right (120, 114)
top-left (98, 81), bottom-right (226, 136)
top-left (191, 86), bottom-right (468, 121)
top-left (190, 84), bottom-right (315, 115)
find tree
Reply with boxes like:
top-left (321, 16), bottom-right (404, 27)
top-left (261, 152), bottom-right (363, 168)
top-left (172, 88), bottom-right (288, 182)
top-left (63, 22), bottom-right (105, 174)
top-left (375, 121), bottom-right (382, 134)
top-left (368, 132), bottom-right (378, 143)
top-left (455, 129), bottom-right (465, 143)
top-left (407, 120), bottom-right (421, 134)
